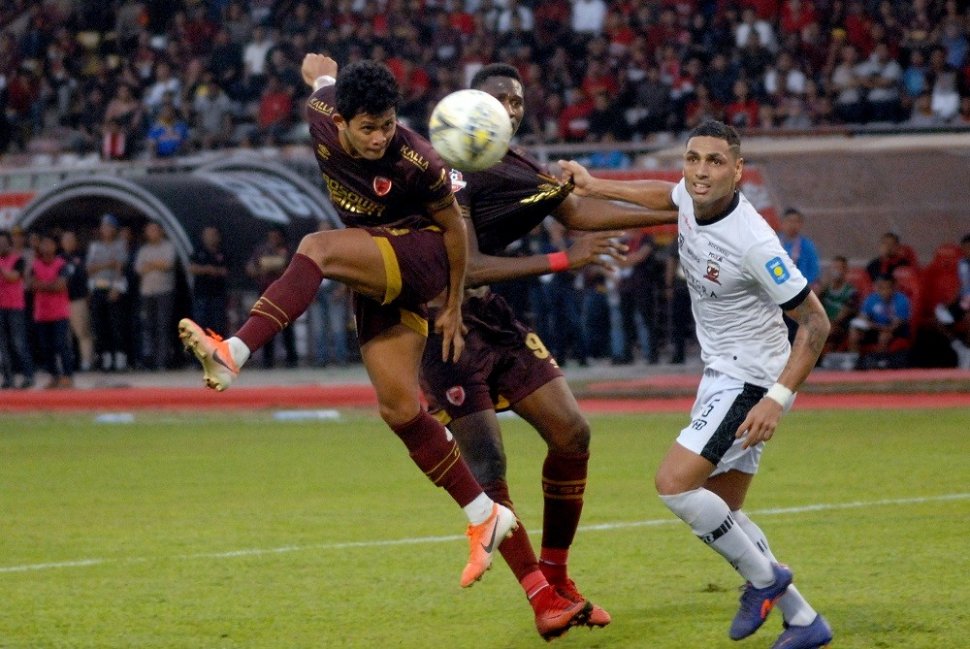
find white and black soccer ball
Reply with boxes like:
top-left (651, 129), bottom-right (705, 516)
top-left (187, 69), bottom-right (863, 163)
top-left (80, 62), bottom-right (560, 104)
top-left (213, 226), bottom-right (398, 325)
top-left (428, 89), bottom-right (512, 172)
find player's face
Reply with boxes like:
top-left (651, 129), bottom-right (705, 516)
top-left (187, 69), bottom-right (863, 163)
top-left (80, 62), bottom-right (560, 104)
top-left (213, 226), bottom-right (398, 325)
top-left (682, 135), bottom-right (743, 219)
top-left (335, 109), bottom-right (397, 160)
top-left (478, 76), bottom-right (524, 135)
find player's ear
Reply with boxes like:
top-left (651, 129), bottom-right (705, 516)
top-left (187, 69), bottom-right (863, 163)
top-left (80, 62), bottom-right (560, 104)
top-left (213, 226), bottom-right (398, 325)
top-left (332, 113), bottom-right (347, 131)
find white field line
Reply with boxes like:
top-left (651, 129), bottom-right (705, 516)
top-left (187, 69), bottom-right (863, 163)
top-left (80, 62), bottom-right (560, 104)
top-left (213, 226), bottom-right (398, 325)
top-left (2, 493), bottom-right (967, 575)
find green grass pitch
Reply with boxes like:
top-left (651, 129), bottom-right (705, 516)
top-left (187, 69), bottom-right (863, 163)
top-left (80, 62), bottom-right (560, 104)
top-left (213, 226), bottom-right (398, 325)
top-left (1, 408), bottom-right (967, 648)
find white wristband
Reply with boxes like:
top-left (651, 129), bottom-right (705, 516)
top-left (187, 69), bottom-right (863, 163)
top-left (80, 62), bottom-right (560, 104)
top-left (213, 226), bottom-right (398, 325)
top-left (312, 75), bottom-right (336, 91)
top-left (765, 382), bottom-right (795, 410)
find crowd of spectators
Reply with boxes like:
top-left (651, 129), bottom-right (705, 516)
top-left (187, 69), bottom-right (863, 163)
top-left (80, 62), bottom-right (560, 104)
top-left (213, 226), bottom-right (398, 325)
top-left (2, 215), bottom-right (968, 390)
top-left (2, 0), bottom-right (970, 161)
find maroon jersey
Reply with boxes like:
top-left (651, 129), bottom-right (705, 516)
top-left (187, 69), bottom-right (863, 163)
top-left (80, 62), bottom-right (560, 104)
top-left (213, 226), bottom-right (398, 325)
top-left (451, 148), bottom-right (574, 255)
top-left (306, 85), bottom-right (455, 229)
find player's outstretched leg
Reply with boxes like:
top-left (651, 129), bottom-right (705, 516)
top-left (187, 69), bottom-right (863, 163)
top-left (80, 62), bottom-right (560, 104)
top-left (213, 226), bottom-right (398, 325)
top-left (772, 615), bottom-right (833, 649)
top-left (461, 502), bottom-right (518, 587)
top-left (178, 318), bottom-right (241, 391)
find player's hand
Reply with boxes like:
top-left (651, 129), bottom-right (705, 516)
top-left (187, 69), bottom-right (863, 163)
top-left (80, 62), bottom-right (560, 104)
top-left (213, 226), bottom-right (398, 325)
top-left (734, 397), bottom-right (784, 449)
top-left (557, 159), bottom-right (594, 196)
top-left (567, 231), bottom-right (628, 270)
top-left (302, 53), bottom-right (338, 88)
top-left (434, 303), bottom-right (467, 363)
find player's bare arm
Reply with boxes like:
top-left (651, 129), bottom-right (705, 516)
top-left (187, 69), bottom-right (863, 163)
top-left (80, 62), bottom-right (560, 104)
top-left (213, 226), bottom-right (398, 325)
top-left (554, 192), bottom-right (678, 231)
top-left (464, 214), bottom-right (627, 287)
top-left (428, 198), bottom-right (468, 362)
top-left (557, 159), bottom-right (678, 211)
top-left (301, 53), bottom-right (338, 88)
top-left (735, 291), bottom-right (830, 448)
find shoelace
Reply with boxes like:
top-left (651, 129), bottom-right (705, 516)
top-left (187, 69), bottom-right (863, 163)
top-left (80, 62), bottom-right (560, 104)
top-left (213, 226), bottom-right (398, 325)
top-left (205, 328), bottom-right (225, 342)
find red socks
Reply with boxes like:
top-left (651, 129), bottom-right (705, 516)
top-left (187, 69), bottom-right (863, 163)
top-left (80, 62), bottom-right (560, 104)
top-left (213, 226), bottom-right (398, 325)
top-left (391, 411), bottom-right (483, 507)
top-left (236, 253), bottom-right (323, 352)
top-left (540, 450), bottom-right (588, 555)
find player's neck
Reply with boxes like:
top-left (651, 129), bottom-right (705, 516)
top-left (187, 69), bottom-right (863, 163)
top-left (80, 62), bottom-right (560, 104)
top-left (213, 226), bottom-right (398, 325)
top-left (694, 190), bottom-right (739, 224)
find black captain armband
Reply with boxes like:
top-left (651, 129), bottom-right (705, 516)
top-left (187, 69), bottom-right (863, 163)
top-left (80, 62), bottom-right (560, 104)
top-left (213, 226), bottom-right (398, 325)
top-left (780, 285), bottom-right (811, 311)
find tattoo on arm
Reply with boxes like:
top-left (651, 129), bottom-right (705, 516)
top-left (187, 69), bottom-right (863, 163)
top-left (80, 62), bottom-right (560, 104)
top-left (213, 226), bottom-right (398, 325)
top-left (796, 301), bottom-right (829, 356)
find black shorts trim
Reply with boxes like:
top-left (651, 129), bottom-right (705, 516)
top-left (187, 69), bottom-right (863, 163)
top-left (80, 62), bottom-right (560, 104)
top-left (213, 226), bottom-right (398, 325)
top-left (699, 383), bottom-right (768, 466)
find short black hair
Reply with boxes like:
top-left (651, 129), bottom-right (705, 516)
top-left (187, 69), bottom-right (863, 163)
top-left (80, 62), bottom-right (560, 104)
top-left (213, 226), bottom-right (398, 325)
top-left (335, 60), bottom-right (400, 120)
top-left (687, 120), bottom-right (741, 156)
top-left (875, 273), bottom-right (895, 284)
top-left (470, 63), bottom-right (521, 89)
top-left (882, 231), bottom-right (900, 244)
top-left (784, 207), bottom-right (802, 217)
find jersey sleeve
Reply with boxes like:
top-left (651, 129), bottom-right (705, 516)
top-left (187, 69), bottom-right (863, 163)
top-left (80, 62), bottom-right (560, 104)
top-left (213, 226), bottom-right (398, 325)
top-left (742, 232), bottom-right (809, 308)
top-left (670, 178), bottom-right (687, 208)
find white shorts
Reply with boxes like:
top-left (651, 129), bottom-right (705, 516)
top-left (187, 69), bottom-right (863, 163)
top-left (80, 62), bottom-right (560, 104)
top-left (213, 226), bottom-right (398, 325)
top-left (676, 368), bottom-right (768, 477)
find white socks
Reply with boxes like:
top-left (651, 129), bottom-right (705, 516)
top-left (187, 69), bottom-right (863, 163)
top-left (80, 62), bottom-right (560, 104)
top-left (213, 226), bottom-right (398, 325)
top-left (660, 489), bottom-right (775, 587)
top-left (463, 492), bottom-right (495, 525)
top-left (733, 509), bottom-right (817, 627)
top-left (228, 337), bottom-right (251, 367)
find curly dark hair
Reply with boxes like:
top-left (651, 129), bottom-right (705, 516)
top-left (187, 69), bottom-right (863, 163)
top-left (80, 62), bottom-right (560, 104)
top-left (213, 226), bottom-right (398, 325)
top-left (470, 63), bottom-right (522, 89)
top-left (334, 60), bottom-right (401, 120)
top-left (687, 120), bottom-right (741, 156)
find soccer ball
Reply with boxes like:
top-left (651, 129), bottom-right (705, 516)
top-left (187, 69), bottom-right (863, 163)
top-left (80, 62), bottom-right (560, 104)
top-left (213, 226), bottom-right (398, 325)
top-left (428, 89), bottom-right (512, 172)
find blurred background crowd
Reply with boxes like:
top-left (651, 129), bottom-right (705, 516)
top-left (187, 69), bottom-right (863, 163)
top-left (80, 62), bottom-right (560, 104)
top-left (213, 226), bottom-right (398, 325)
top-left (2, 1), bottom-right (970, 389)
top-left (2, 0), bottom-right (970, 162)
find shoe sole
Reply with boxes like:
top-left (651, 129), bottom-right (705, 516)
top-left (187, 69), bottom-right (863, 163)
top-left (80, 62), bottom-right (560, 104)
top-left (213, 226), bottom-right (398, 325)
top-left (540, 601), bottom-right (593, 642)
top-left (178, 319), bottom-right (233, 392)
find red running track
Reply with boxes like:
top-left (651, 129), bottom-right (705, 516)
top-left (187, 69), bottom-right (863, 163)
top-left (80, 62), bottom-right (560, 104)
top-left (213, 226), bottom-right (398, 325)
top-left (2, 385), bottom-right (968, 413)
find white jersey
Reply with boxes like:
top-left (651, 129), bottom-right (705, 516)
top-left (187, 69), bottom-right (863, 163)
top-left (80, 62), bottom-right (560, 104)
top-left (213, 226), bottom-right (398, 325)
top-left (671, 179), bottom-right (809, 387)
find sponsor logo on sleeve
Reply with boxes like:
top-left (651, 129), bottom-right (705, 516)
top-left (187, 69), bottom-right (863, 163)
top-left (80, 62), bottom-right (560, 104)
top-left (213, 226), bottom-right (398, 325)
top-left (765, 257), bottom-right (790, 284)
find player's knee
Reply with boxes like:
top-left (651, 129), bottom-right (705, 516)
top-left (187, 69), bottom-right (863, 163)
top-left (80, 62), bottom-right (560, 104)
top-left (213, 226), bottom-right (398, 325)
top-left (296, 231), bottom-right (332, 265)
top-left (654, 466), bottom-right (684, 497)
top-left (376, 399), bottom-right (419, 429)
top-left (546, 413), bottom-right (590, 453)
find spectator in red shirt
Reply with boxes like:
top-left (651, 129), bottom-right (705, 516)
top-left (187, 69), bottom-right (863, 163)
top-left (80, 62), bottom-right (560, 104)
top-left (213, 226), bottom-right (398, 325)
top-left (256, 74), bottom-right (293, 144)
top-left (724, 79), bottom-right (760, 128)
top-left (779, 0), bottom-right (815, 36)
top-left (558, 88), bottom-right (594, 141)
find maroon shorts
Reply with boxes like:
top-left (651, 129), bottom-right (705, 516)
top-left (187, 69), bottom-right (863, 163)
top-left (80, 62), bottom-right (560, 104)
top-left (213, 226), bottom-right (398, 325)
top-left (420, 291), bottom-right (563, 422)
top-left (354, 226), bottom-right (449, 346)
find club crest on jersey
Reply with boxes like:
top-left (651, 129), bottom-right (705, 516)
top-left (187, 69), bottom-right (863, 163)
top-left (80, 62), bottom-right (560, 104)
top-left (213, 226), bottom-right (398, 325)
top-left (446, 385), bottom-right (466, 406)
top-left (449, 169), bottom-right (467, 193)
top-left (373, 176), bottom-right (393, 196)
top-left (765, 257), bottom-right (791, 284)
top-left (704, 259), bottom-right (722, 284)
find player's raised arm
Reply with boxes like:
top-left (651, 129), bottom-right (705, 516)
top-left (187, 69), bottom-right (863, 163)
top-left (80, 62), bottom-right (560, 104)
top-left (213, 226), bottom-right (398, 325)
top-left (427, 197), bottom-right (468, 362)
top-left (301, 53), bottom-right (338, 89)
top-left (558, 159), bottom-right (678, 212)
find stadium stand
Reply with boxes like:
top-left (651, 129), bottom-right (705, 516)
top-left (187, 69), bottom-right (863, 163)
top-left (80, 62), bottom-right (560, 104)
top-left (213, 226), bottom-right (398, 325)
top-left (1, 0), bottom-right (970, 162)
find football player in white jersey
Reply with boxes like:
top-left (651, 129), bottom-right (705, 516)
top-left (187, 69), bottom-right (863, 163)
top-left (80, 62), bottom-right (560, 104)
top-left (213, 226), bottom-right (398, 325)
top-left (558, 121), bottom-right (833, 649)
